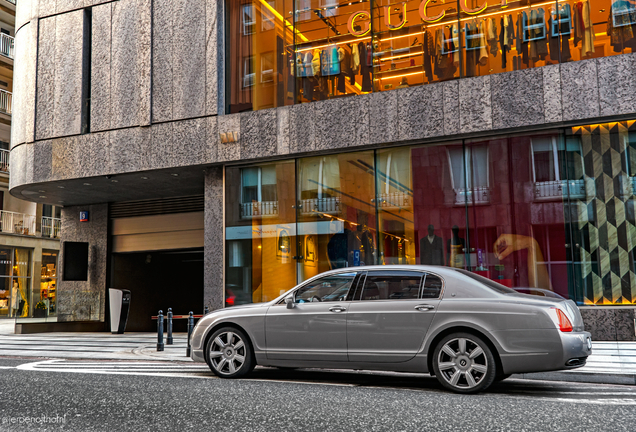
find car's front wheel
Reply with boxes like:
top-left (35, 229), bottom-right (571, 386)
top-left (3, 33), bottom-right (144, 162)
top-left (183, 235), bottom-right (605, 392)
top-left (205, 327), bottom-right (255, 378)
top-left (432, 333), bottom-right (496, 394)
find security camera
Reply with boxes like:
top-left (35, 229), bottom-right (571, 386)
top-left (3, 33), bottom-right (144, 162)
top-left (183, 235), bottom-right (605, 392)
top-left (105, 175), bottom-right (112, 179)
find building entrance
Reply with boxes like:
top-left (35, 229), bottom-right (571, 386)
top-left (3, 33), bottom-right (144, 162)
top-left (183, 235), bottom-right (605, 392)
top-left (111, 248), bottom-right (204, 332)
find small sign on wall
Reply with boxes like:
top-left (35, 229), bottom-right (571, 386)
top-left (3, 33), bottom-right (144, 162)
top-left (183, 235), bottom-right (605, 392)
top-left (79, 211), bottom-right (89, 222)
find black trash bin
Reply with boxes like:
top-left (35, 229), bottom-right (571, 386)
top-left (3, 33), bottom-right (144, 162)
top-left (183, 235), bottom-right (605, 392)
top-left (109, 288), bottom-right (131, 334)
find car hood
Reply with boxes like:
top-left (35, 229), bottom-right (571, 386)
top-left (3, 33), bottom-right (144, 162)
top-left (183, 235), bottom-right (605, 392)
top-left (206, 302), bottom-right (269, 315)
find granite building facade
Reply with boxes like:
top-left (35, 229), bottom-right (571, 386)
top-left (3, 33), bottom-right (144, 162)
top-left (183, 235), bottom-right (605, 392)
top-left (8, 0), bottom-right (636, 339)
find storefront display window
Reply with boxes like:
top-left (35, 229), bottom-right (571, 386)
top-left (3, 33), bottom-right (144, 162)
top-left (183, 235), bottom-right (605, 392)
top-left (0, 247), bottom-right (33, 318)
top-left (39, 250), bottom-right (58, 318)
top-left (228, 0), bottom-right (630, 112)
top-left (227, 0), bottom-right (295, 113)
top-left (226, 120), bottom-right (636, 307)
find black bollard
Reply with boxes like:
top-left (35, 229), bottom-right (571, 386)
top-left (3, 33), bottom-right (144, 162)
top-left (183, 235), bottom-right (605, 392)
top-left (167, 308), bottom-right (173, 345)
top-left (157, 310), bottom-right (164, 352)
top-left (186, 311), bottom-right (194, 357)
top-left (204, 306), bottom-right (209, 315)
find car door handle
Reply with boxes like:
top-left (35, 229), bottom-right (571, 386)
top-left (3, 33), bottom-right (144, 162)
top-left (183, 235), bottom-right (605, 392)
top-left (415, 304), bottom-right (435, 311)
top-left (329, 306), bottom-right (347, 313)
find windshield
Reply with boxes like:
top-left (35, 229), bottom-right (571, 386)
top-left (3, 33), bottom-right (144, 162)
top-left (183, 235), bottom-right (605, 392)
top-left (454, 269), bottom-right (518, 295)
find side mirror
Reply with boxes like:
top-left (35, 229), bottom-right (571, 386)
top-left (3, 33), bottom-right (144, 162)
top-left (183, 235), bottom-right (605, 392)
top-left (285, 297), bottom-right (295, 309)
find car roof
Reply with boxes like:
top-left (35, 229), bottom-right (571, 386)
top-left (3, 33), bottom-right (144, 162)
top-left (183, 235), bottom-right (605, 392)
top-left (315, 265), bottom-right (457, 277)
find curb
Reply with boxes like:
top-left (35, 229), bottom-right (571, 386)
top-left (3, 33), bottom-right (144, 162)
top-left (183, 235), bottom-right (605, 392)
top-left (513, 371), bottom-right (636, 386)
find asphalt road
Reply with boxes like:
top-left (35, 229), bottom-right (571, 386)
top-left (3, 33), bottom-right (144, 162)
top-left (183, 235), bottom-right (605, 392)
top-left (0, 357), bottom-right (635, 432)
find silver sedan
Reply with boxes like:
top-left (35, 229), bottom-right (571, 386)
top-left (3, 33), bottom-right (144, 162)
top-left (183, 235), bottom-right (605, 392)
top-left (190, 265), bottom-right (592, 393)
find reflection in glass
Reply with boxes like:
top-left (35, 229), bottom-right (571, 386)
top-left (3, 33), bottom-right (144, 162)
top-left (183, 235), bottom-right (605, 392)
top-left (226, 161), bottom-right (297, 306)
top-left (297, 152), bottom-right (377, 281)
top-left (227, 0), bottom-right (294, 112)
top-left (225, 121), bottom-right (636, 306)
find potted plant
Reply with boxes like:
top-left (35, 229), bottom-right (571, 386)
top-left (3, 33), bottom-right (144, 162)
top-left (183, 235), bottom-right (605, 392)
top-left (34, 301), bottom-right (47, 318)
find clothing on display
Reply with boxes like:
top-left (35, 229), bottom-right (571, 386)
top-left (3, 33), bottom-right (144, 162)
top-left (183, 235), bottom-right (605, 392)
top-left (607, 0), bottom-right (636, 52)
top-left (573, 0), bottom-right (595, 57)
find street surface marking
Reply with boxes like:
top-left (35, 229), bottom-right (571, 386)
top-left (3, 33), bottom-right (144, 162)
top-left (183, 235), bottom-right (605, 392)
top-left (14, 360), bottom-right (636, 405)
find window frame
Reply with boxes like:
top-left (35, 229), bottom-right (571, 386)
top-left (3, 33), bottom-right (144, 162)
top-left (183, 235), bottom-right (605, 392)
top-left (356, 270), bottom-right (437, 302)
top-left (242, 3), bottom-right (256, 36)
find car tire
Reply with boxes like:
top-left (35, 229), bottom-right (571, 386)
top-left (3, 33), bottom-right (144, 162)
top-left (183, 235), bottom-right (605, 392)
top-left (205, 326), bottom-right (255, 378)
top-left (432, 332), bottom-right (497, 394)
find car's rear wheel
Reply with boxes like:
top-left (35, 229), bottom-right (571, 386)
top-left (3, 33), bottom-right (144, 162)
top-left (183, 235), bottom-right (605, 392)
top-left (206, 327), bottom-right (255, 378)
top-left (432, 333), bottom-right (496, 394)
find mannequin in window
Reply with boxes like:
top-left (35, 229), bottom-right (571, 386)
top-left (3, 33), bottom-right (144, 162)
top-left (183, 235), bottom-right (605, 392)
top-left (447, 225), bottom-right (465, 269)
top-left (420, 224), bottom-right (444, 266)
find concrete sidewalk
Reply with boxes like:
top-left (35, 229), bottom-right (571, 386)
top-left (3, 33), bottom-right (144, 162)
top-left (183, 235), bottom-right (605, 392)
top-left (1, 320), bottom-right (634, 384)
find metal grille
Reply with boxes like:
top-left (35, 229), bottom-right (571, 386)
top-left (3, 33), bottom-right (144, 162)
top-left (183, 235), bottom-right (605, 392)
top-left (109, 195), bottom-right (204, 219)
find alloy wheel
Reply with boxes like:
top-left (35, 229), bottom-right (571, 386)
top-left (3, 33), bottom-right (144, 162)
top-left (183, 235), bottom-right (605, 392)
top-left (208, 331), bottom-right (246, 375)
top-left (436, 337), bottom-right (489, 390)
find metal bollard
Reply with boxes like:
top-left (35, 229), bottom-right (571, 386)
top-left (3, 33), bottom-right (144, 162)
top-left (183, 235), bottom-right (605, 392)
top-left (204, 306), bottom-right (209, 315)
top-left (186, 311), bottom-right (194, 357)
top-left (157, 310), bottom-right (164, 352)
top-left (167, 308), bottom-right (173, 345)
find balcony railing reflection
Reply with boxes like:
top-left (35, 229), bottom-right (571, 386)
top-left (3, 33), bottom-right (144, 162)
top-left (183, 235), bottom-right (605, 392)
top-left (534, 179), bottom-right (586, 201)
top-left (41, 217), bottom-right (61, 239)
top-left (0, 33), bottom-right (14, 59)
top-left (0, 211), bottom-right (36, 236)
top-left (376, 192), bottom-right (412, 210)
top-left (0, 90), bottom-right (11, 115)
top-left (454, 187), bottom-right (491, 206)
top-left (0, 148), bottom-right (8, 173)
top-left (240, 201), bottom-right (278, 219)
top-left (300, 197), bottom-right (340, 215)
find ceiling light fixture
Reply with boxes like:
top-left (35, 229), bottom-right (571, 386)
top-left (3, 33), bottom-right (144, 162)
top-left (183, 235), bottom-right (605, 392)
top-left (141, 176), bottom-right (148, 180)
top-left (171, 173), bottom-right (179, 177)
top-left (83, 183), bottom-right (91, 186)
top-left (111, 179), bottom-right (118, 183)
top-left (39, 196), bottom-right (46, 198)
top-left (58, 186), bottom-right (65, 189)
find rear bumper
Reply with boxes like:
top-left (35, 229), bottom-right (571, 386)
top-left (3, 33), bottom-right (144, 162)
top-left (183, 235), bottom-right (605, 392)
top-left (559, 331), bottom-right (592, 369)
top-left (498, 330), bottom-right (592, 374)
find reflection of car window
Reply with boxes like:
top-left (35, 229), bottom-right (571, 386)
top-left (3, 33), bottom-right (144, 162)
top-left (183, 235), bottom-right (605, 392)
top-left (361, 271), bottom-right (423, 300)
top-left (295, 273), bottom-right (356, 303)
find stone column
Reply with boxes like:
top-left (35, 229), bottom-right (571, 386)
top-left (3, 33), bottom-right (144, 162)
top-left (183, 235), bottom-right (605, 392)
top-left (57, 204), bottom-right (108, 322)
top-left (204, 167), bottom-right (224, 311)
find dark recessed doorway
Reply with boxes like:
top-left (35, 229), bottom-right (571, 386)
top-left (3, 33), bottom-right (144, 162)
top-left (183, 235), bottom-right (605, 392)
top-left (111, 248), bottom-right (204, 332)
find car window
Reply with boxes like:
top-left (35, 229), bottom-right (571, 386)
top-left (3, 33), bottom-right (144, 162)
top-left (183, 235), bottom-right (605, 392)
top-left (295, 273), bottom-right (356, 303)
top-left (360, 271), bottom-right (423, 301)
top-left (421, 274), bottom-right (443, 298)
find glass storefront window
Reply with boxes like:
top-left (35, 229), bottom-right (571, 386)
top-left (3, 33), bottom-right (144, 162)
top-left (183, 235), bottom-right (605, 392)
top-left (229, 0), bottom-right (634, 112)
top-left (226, 161), bottom-right (298, 307)
top-left (0, 247), bottom-right (33, 318)
top-left (297, 152), bottom-right (377, 279)
top-left (226, 0), bottom-right (295, 113)
top-left (39, 250), bottom-right (58, 318)
top-left (226, 120), bottom-right (636, 306)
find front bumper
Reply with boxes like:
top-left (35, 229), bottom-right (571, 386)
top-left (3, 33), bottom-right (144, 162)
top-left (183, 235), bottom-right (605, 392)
top-left (191, 348), bottom-right (206, 363)
top-left (559, 331), bottom-right (592, 369)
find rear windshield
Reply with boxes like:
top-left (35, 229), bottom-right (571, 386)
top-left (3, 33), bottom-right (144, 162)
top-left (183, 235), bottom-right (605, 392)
top-left (453, 269), bottom-right (518, 294)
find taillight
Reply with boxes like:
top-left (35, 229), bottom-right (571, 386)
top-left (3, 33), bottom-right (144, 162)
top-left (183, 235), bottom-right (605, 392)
top-left (550, 307), bottom-right (573, 332)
